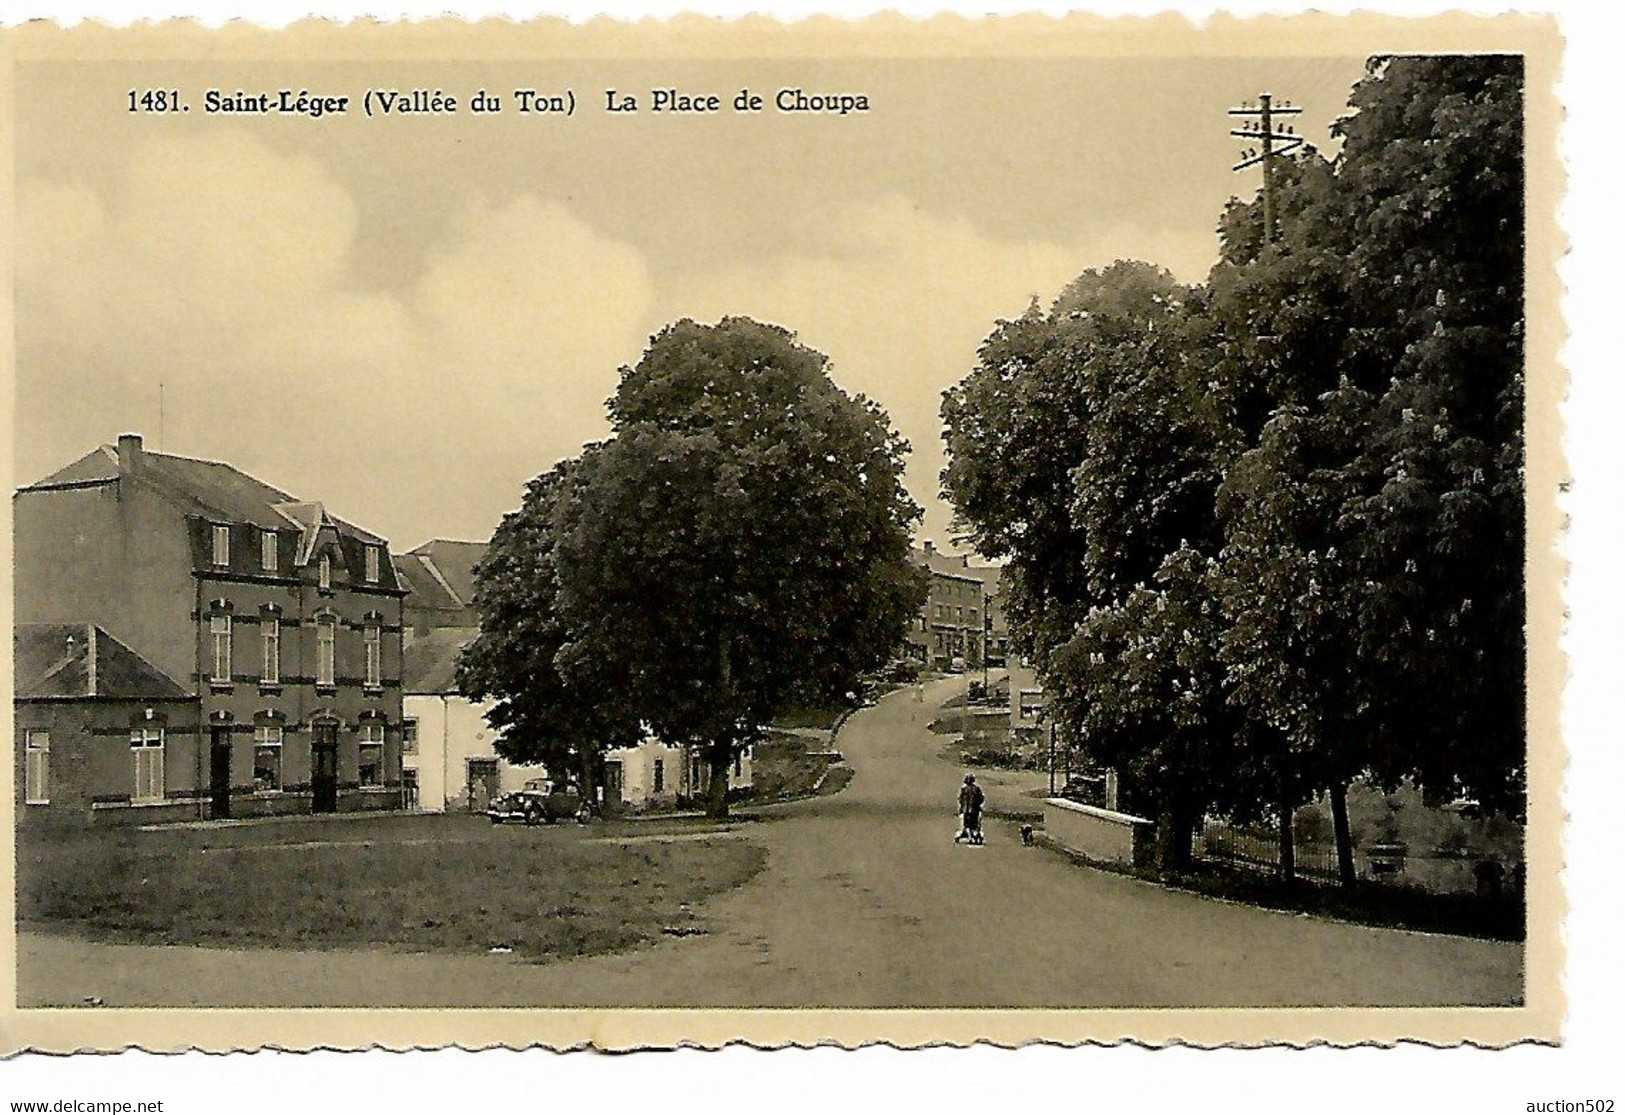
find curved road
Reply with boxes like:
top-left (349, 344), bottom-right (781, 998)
top-left (20, 676), bottom-right (1522, 1007)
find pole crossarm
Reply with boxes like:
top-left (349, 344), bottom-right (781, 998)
top-left (1226, 90), bottom-right (1302, 243)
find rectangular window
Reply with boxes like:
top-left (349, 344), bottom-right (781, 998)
top-left (733, 750), bottom-right (743, 779)
top-left (261, 619), bottom-right (280, 684)
top-left (364, 624), bottom-right (382, 688)
top-left (402, 718), bottom-right (419, 755)
top-left (316, 616), bottom-right (336, 687)
top-left (365, 545), bottom-right (381, 584)
top-left (210, 614), bottom-right (232, 683)
top-left (131, 728), bottom-right (164, 802)
top-left (318, 554), bottom-right (332, 591)
top-left (25, 730), bottom-right (49, 805)
top-left (253, 727), bottom-right (283, 792)
top-left (211, 524), bottom-right (230, 566)
top-left (653, 758), bottom-right (665, 793)
top-left (261, 530), bottom-right (279, 572)
top-left (358, 725), bottom-right (384, 788)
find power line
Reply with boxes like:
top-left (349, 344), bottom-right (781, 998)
top-left (1227, 92), bottom-right (1304, 244)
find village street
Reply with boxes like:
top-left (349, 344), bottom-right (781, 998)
top-left (19, 676), bottom-right (1522, 1008)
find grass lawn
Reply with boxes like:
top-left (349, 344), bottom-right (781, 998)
top-left (18, 814), bottom-right (766, 961)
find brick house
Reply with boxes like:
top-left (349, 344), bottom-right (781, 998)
top-left (907, 542), bottom-right (989, 670)
top-left (13, 434), bottom-right (408, 824)
top-left (13, 623), bottom-right (199, 827)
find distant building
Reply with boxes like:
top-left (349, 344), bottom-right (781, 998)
top-left (603, 735), bottom-right (754, 813)
top-left (907, 541), bottom-right (1002, 670)
top-left (14, 434), bottom-right (407, 824)
top-left (398, 538), bottom-right (484, 635)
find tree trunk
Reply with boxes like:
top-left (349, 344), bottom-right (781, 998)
top-left (704, 636), bottom-right (732, 819)
top-left (1155, 795), bottom-right (1193, 873)
top-left (704, 747), bottom-right (731, 819)
top-left (1330, 780), bottom-right (1356, 887)
top-left (1277, 788), bottom-right (1297, 885)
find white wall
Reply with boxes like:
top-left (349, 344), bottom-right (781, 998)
top-left (1042, 798), bottom-right (1152, 865)
top-left (403, 694), bottom-right (540, 812)
top-left (606, 736), bottom-right (753, 807)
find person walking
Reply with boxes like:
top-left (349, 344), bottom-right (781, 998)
top-left (956, 774), bottom-right (985, 844)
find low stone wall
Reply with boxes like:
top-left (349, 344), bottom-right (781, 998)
top-left (1042, 797), bottom-right (1155, 866)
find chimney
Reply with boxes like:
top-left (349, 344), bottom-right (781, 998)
top-left (117, 433), bottom-right (144, 476)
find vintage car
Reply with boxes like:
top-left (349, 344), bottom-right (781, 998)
top-left (486, 778), bottom-right (594, 825)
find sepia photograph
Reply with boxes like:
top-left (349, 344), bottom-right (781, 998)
top-left (1, 9), bottom-right (1570, 1058)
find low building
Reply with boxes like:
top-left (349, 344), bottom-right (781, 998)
top-left (400, 625), bottom-right (541, 812)
top-left (14, 434), bottom-right (408, 824)
top-left (13, 624), bottom-right (200, 827)
top-left (604, 736), bottom-right (753, 812)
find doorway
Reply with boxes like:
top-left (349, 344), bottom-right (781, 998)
top-left (466, 758), bottom-right (499, 813)
top-left (209, 727), bottom-right (232, 820)
top-left (311, 723), bottom-right (339, 813)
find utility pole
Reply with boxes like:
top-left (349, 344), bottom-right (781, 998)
top-left (1228, 92), bottom-right (1303, 244)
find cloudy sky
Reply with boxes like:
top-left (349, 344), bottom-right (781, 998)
top-left (14, 53), bottom-right (1368, 553)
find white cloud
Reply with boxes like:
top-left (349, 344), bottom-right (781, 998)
top-left (17, 129), bottom-right (651, 543)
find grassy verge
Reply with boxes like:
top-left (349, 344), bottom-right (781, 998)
top-left (744, 733), bottom-right (847, 802)
top-left (18, 815), bottom-right (766, 960)
top-left (1035, 835), bottom-right (1523, 942)
top-left (770, 700), bottom-right (852, 732)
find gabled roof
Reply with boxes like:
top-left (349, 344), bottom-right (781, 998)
top-left (398, 555), bottom-right (465, 614)
top-left (14, 624), bottom-right (193, 700)
top-left (28, 445), bottom-right (121, 488)
top-left (402, 626), bottom-right (479, 695)
top-left (20, 441), bottom-right (385, 546)
top-left (404, 539), bottom-right (486, 607)
top-left (914, 545), bottom-right (985, 585)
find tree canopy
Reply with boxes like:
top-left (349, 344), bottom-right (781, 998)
top-left (461, 316), bottom-right (926, 816)
top-left (941, 55), bottom-right (1526, 873)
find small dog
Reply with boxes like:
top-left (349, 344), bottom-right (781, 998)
top-left (1020, 824), bottom-right (1035, 846)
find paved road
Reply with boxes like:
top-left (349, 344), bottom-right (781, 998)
top-left (19, 676), bottom-right (1522, 1007)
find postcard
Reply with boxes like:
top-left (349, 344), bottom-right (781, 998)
top-left (1, 11), bottom-right (1563, 1051)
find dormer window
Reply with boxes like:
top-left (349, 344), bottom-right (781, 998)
top-left (261, 530), bottom-right (279, 573)
top-left (365, 545), bottom-right (381, 584)
top-left (318, 553), bottom-right (332, 591)
top-left (211, 524), bottom-right (231, 566)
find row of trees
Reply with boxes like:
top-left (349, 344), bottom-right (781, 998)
top-left (458, 317), bottom-right (927, 817)
top-left (941, 56), bottom-right (1526, 881)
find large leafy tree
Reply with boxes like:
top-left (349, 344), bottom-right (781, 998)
top-left (1209, 55), bottom-right (1527, 872)
top-left (471, 316), bottom-right (926, 818)
top-left (944, 262), bottom-right (1239, 866)
top-left (945, 56), bottom-right (1526, 882)
top-left (457, 461), bottom-right (645, 784)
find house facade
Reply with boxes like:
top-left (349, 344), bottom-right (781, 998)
top-left (603, 736), bottom-right (754, 812)
top-left (13, 624), bottom-right (199, 827)
top-left (907, 542), bottom-right (990, 670)
top-left (395, 538), bottom-right (541, 812)
top-left (14, 434), bottom-right (408, 824)
top-left (400, 622), bottom-right (541, 813)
